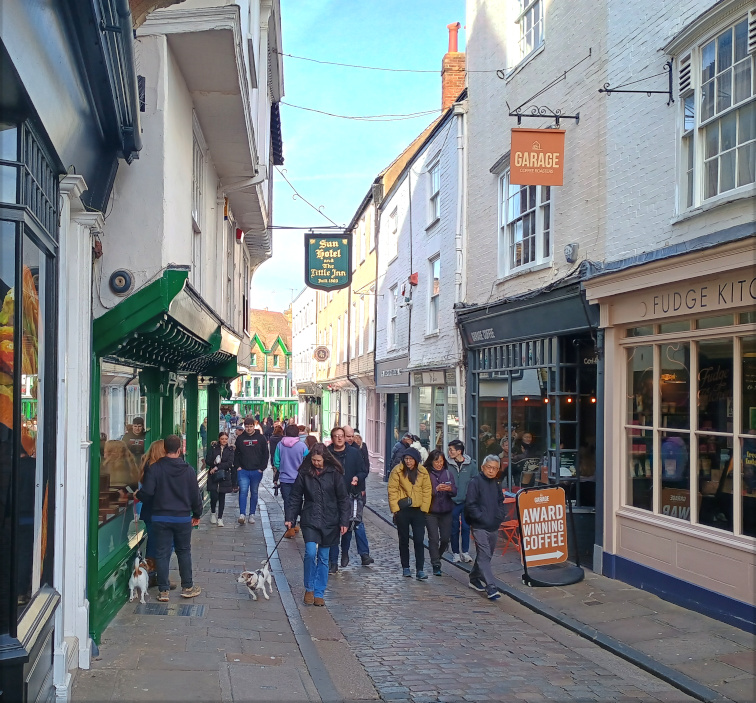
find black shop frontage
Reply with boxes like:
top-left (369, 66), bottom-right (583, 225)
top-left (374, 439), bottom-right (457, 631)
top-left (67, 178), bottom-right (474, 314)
top-left (456, 282), bottom-right (603, 569)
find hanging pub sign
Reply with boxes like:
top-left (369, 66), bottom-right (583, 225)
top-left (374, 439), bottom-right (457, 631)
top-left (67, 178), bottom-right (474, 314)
top-left (510, 128), bottom-right (566, 186)
top-left (304, 232), bottom-right (353, 291)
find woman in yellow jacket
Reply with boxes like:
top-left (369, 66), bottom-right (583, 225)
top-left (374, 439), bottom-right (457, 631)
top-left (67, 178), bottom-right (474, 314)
top-left (388, 447), bottom-right (432, 579)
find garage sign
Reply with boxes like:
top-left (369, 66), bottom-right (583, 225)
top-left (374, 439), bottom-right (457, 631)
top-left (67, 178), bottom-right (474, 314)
top-left (510, 128), bottom-right (566, 186)
top-left (517, 487), bottom-right (568, 566)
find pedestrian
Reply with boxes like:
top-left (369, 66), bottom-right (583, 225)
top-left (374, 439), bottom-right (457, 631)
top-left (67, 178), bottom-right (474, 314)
top-left (199, 417), bottom-right (208, 454)
top-left (329, 426), bottom-right (374, 571)
top-left (304, 435), bottom-right (317, 452)
top-left (297, 424), bottom-right (308, 443)
top-left (121, 416), bottom-right (147, 462)
top-left (387, 447), bottom-right (432, 579)
top-left (138, 439), bottom-right (171, 588)
top-left (264, 415), bottom-right (274, 440)
top-left (274, 425), bottom-right (308, 537)
top-left (352, 429), bottom-right (370, 503)
top-left (136, 434), bottom-right (202, 602)
top-left (102, 439), bottom-right (139, 495)
top-left (269, 424), bottom-right (284, 457)
top-left (234, 417), bottom-right (269, 524)
top-left (423, 449), bottom-right (457, 576)
top-left (285, 443), bottom-right (349, 607)
top-left (206, 431), bottom-right (237, 527)
top-left (229, 424), bottom-right (244, 449)
top-left (464, 454), bottom-right (506, 600)
top-left (447, 439), bottom-right (477, 564)
top-left (390, 433), bottom-right (413, 469)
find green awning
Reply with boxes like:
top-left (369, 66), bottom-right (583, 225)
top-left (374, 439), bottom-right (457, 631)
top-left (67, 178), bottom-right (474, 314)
top-left (93, 269), bottom-right (241, 377)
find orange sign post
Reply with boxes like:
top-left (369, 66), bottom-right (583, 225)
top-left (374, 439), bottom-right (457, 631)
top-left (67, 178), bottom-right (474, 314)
top-left (510, 128), bottom-right (566, 186)
top-left (516, 485), bottom-right (584, 587)
top-left (517, 487), bottom-right (568, 566)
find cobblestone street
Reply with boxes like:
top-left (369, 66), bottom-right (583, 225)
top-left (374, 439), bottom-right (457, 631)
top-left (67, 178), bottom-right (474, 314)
top-left (71, 471), bottom-right (755, 702)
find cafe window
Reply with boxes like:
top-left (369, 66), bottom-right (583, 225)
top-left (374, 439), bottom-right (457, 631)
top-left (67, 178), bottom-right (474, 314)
top-left (623, 320), bottom-right (755, 538)
top-left (98, 361), bottom-right (146, 564)
top-left (0, 121), bottom-right (59, 628)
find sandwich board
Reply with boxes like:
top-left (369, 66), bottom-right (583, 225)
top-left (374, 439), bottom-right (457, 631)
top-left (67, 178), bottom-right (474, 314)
top-left (516, 485), bottom-right (584, 587)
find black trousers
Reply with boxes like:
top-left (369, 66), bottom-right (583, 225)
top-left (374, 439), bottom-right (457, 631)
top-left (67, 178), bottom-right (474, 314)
top-left (395, 507), bottom-right (426, 571)
top-left (425, 511), bottom-right (452, 566)
top-left (210, 490), bottom-right (226, 518)
top-left (153, 521), bottom-right (193, 592)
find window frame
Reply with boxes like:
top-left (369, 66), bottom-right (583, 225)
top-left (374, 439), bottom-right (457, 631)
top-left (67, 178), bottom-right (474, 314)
top-left (388, 207), bottom-right (399, 260)
top-left (676, 14), bottom-right (755, 212)
top-left (428, 255), bottom-right (441, 334)
top-left (191, 114), bottom-right (206, 232)
top-left (515, 0), bottom-right (545, 64)
top-left (388, 284), bottom-right (398, 349)
top-left (428, 160), bottom-right (441, 225)
top-left (498, 170), bottom-right (553, 278)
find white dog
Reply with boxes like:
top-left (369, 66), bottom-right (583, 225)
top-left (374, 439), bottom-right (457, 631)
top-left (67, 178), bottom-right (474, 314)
top-left (237, 561), bottom-right (272, 601)
top-left (128, 552), bottom-right (149, 604)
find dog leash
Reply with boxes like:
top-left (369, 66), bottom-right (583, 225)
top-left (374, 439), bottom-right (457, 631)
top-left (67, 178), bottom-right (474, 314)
top-left (261, 530), bottom-right (288, 569)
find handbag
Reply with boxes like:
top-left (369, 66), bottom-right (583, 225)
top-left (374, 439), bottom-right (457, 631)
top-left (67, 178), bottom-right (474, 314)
top-left (212, 467), bottom-right (227, 483)
top-left (397, 496), bottom-right (412, 509)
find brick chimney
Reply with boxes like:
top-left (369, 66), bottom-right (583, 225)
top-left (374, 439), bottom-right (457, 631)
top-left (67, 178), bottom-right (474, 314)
top-left (441, 22), bottom-right (465, 111)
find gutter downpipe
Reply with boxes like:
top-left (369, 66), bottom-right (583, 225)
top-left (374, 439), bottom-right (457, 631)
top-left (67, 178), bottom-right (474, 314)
top-left (116, 0), bottom-right (143, 160)
top-left (346, 251), bottom-right (361, 430)
top-left (453, 100), bottom-right (466, 442)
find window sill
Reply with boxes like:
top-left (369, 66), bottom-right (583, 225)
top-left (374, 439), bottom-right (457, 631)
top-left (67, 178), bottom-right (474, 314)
top-left (387, 254), bottom-right (399, 267)
top-left (425, 217), bottom-right (441, 232)
top-left (424, 331), bottom-right (440, 339)
top-left (671, 183), bottom-right (756, 225)
top-left (505, 43), bottom-right (546, 83)
top-left (494, 261), bottom-right (552, 285)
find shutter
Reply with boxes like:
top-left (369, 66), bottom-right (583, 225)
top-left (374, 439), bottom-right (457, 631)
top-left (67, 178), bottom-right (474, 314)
top-left (678, 53), bottom-right (692, 95)
top-left (749, 8), bottom-right (756, 55)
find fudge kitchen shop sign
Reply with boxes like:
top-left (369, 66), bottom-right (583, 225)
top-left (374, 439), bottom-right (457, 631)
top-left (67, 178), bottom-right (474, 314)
top-left (510, 128), bottom-right (566, 186)
top-left (305, 232), bottom-right (353, 291)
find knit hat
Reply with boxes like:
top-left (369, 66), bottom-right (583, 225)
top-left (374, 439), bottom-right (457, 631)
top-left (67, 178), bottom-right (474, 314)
top-left (402, 447), bottom-right (422, 465)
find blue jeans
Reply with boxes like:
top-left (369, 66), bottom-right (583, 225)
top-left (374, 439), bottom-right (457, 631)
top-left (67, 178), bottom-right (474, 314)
top-left (451, 502), bottom-right (470, 554)
top-left (153, 520), bottom-right (193, 592)
top-left (237, 469), bottom-right (263, 516)
top-left (303, 542), bottom-right (331, 598)
top-left (280, 482), bottom-right (296, 524)
top-left (339, 522), bottom-right (369, 559)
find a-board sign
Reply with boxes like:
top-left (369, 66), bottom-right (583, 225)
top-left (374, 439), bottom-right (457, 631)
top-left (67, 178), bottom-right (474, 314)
top-left (517, 487), bottom-right (568, 566)
top-left (304, 232), bottom-right (352, 291)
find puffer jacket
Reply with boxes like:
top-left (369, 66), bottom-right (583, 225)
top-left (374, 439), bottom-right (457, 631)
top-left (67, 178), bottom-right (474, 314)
top-left (285, 465), bottom-right (349, 533)
top-left (274, 436), bottom-right (308, 483)
top-left (449, 453), bottom-right (478, 504)
top-left (428, 466), bottom-right (457, 514)
top-left (205, 443), bottom-right (237, 493)
top-left (464, 472), bottom-right (506, 531)
top-left (387, 463), bottom-right (432, 514)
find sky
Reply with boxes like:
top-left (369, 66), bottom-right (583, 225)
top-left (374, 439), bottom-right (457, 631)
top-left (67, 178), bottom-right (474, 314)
top-left (249, 0), bottom-right (465, 311)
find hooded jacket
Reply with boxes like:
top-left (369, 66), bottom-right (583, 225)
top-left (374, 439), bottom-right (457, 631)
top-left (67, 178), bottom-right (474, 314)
top-left (137, 456), bottom-right (202, 519)
top-left (428, 465), bottom-right (458, 514)
top-left (387, 449), bottom-right (432, 514)
top-left (205, 443), bottom-right (237, 493)
top-left (448, 453), bottom-right (478, 505)
top-left (464, 472), bottom-right (506, 531)
top-left (234, 428), bottom-right (269, 471)
top-left (274, 436), bottom-right (308, 483)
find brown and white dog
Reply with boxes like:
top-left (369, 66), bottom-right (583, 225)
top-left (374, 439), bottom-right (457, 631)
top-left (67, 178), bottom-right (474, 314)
top-left (237, 561), bottom-right (272, 601)
top-left (128, 552), bottom-right (150, 604)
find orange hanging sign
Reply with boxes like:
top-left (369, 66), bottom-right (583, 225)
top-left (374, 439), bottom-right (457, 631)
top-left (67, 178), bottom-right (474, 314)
top-left (510, 128), bottom-right (566, 186)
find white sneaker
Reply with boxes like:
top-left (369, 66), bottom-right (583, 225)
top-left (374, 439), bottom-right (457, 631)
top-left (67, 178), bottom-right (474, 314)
top-left (210, 512), bottom-right (217, 524)
top-left (461, 552), bottom-right (473, 563)
top-left (248, 515), bottom-right (255, 524)
top-left (238, 514), bottom-right (246, 525)
top-left (452, 553), bottom-right (461, 563)
top-left (217, 518), bottom-right (224, 527)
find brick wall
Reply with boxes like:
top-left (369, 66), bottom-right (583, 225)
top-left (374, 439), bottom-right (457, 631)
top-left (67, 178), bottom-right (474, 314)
top-left (442, 53), bottom-right (466, 110)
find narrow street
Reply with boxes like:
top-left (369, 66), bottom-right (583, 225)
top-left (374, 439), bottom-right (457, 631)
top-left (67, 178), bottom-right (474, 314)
top-left (70, 470), bottom-right (756, 702)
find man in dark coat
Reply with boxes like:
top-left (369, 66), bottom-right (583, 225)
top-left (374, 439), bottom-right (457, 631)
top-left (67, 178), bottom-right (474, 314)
top-left (390, 433), bottom-right (413, 470)
top-left (328, 427), bottom-right (373, 571)
top-left (464, 454), bottom-right (506, 601)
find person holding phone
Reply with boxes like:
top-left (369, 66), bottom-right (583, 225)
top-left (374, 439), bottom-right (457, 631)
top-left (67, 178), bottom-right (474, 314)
top-left (424, 450), bottom-right (457, 576)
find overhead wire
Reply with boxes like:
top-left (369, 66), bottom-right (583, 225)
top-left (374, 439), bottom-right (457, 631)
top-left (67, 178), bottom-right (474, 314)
top-left (274, 166), bottom-right (342, 227)
top-left (280, 101), bottom-right (441, 122)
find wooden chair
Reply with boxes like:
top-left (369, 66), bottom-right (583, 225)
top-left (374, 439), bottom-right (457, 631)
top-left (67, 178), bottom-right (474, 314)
top-left (499, 495), bottom-right (521, 556)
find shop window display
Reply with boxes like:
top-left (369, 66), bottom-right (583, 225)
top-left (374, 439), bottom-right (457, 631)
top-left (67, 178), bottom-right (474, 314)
top-left (623, 321), bottom-right (754, 538)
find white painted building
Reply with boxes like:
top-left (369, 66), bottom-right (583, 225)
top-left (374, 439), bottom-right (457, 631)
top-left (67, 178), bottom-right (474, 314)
top-left (291, 286), bottom-right (319, 430)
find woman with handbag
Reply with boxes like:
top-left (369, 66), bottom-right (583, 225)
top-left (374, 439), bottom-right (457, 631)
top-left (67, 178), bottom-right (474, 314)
top-left (387, 447), bottom-right (432, 579)
top-left (206, 432), bottom-right (237, 527)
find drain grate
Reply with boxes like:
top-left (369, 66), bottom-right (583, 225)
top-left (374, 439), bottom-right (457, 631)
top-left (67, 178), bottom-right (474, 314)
top-left (134, 602), bottom-right (206, 617)
top-left (195, 567), bottom-right (241, 574)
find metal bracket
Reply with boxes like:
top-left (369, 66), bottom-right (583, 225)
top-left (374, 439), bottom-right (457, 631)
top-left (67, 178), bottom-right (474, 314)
top-left (598, 61), bottom-right (674, 105)
top-left (99, 20), bottom-right (122, 34)
top-left (509, 106), bottom-right (580, 126)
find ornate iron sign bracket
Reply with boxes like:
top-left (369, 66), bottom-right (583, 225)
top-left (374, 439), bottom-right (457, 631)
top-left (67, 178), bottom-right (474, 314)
top-left (509, 106), bottom-right (580, 126)
top-left (598, 61), bottom-right (674, 105)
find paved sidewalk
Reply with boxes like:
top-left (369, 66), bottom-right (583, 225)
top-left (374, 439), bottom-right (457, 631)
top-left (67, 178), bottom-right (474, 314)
top-left (71, 494), bottom-right (323, 702)
top-left (364, 470), bottom-right (756, 703)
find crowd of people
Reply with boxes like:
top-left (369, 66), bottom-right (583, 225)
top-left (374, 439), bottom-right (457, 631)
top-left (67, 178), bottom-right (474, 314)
top-left (113, 411), bottom-right (511, 607)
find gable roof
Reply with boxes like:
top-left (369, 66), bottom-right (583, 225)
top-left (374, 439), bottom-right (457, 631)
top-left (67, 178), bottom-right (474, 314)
top-left (249, 308), bottom-right (292, 352)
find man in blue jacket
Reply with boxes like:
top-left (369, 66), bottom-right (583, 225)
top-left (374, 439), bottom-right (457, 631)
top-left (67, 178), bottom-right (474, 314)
top-left (328, 426), bottom-right (374, 572)
top-left (137, 434), bottom-right (202, 602)
top-left (447, 439), bottom-right (477, 564)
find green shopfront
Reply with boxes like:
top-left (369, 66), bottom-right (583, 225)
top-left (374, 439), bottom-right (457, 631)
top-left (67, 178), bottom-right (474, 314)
top-left (88, 269), bottom-right (241, 642)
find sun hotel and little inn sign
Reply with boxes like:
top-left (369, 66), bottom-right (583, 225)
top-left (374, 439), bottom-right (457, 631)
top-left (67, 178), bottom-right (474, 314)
top-left (304, 232), bottom-right (353, 292)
